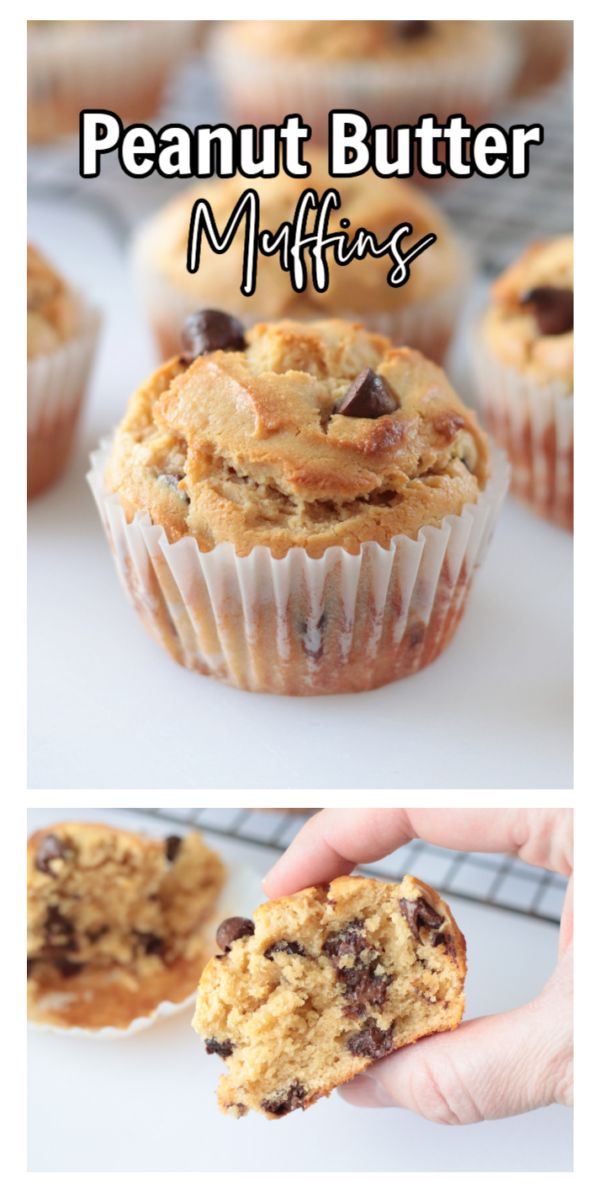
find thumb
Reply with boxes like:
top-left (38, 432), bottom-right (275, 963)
top-left (340, 953), bottom-right (572, 1124)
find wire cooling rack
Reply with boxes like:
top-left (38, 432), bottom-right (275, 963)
top-left (133, 807), bottom-right (567, 925)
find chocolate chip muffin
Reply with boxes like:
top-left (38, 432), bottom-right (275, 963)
top-left (27, 822), bottom-right (225, 1030)
top-left (473, 235), bottom-right (573, 530)
top-left (28, 244), bottom-right (100, 497)
top-left (90, 315), bottom-right (507, 694)
top-left (193, 874), bottom-right (466, 1118)
top-left (212, 20), bottom-right (518, 143)
top-left (28, 21), bottom-right (196, 143)
top-left (133, 155), bottom-right (469, 365)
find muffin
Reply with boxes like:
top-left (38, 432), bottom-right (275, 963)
top-left (28, 20), bottom-right (196, 144)
top-left (473, 235), bottom-right (573, 530)
top-left (89, 316), bottom-right (507, 695)
top-left (27, 821), bottom-right (225, 1031)
top-left (193, 874), bottom-right (466, 1118)
top-left (27, 244), bottom-right (100, 497)
top-left (511, 21), bottom-right (573, 98)
top-left (133, 158), bottom-right (470, 365)
top-left (211, 20), bottom-right (519, 143)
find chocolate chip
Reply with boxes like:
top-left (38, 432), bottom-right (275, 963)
top-left (181, 309), bottom-right (246, 363)
top-left (399, 897), bottom-right (444, 943)
top-left (35, 834), bottom-right (68, 876)
top-left (44, 907), bottom-right (78, 952)
top-left (521, 286), bottom-right (573, 336)
top-left (164, 835), bottom-right (183, 863)
top-left (159, 474), bottom-right (190, 504)
top-left (57, 960), bottom-right (84, 978)
top-left (261, 1082), bottom-right (306, 1116)
top-left (135, 931), bottom-right (165, 956)
top-left (264, 940), bottom-right (306, 960)
top-left (336, 369), bottom-right (398, 419)
top-left (87, 925), bottom-right (109, 944)
top-left (347, 1020), bottom-right (395, 1059)
top-left (339, 964), bottom-right (393, 1014)
top-left (396, 20), bottom-right (431, 40)
top-left (27, 958), bottom-right (34, 978)
top-left (322, 919), bottom-right (368, 965)
top-left (216, 917), bottom-right (255, 953)
top-left (205, 1037), bottom-right (235, 1058)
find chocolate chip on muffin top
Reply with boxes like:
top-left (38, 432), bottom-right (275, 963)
top-left (105, 316), bottom-right (488, 557)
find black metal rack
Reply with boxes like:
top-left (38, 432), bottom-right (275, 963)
top-left (133, 807), bottom-right (567, 925)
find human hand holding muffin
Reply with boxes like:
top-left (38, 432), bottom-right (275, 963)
top-left (264, 807), bottom-right (573, 1123)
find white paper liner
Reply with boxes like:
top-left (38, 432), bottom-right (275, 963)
top-left (210, 24), bottom-right (520, 136)
top-left (27, 301), bottom-right (101, 434)
top-left (132, 226), bottom-right (473, 366)
top-left (28, 861), bottom-right (264, 1040)
top-left (88, 438), bottom-right (509, 695)
top-left (28, 21), bottom-right (195, 142)
top-left (472, 335), bottom-right (573, 530)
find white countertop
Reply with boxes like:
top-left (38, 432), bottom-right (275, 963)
top-left (27, 808), bottom-right (572, 1173)
top-left (27, 194), bottom-right (573, 789)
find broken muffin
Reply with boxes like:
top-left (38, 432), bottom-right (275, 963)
top-left (193, 873), bottom-right (466, 1117)
top-left (28, 821), bottom-right (225, 1030)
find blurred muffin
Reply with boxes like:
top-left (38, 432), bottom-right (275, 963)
top-left (89, 316), bottom-right (507, 695)
top-left (511, 21), bottom-right (572, 97)
top-left (473, 235), bottom-right (573, 530)
top-left (133, 159), bottom-right (471, 365)
top-left (28, 20), bottom-right (196, 144)
top-left (211, 21), bottom-right (519, 142)
top-left (28, 244), bottom-right (100, 497)
top-left (28, 821), bottom-right (225, 1031)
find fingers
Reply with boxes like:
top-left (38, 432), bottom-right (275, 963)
top-left (340, 950), bottom-right (573, 1124)
top-left (264, 808), bottom-right (572, 898)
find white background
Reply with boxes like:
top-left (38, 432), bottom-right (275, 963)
top-left (27, 807), bottom-right (572, 1172)
top-left (27, 193), bottom-right (573, 789)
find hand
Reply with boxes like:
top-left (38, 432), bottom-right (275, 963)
top-left (263, 809), bottom-right (572, 1124)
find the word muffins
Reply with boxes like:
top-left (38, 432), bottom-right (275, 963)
top-left (473, 235), bottom-right (573, 530)
top-left (27, 244), bottom-right (100, 497)
top-left (27, 821), bottom-right (225, 1031)
top-left (90, 316), bottom-right (507, 696)
top-left (211, 20), bottom-right (519, 142)
top-left (133, 160), bottom-right (470, 365)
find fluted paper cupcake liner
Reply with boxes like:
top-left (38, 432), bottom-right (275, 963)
top-left (88, 439), bottom-right (509, 696)
top-left (28, 21), bottom-right (194, 143)
top-left (472, 337), bottom-right (573, 531)
top-left (211, 26), bottom-right (520, 145)
top-left (132, 227), bottom-right (473, 367)
top-left (28, 863), bottom-right (263, 1039)
top-left (27, 302), bottom-right (101, 497)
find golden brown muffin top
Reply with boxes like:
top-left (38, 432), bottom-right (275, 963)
top-left (481, 235), bottom-right (573, 389)
top-left (27, 244), bottom-right (80, 359)
top-left (106, 317), bottom-right (488, 558)
top-left (219, 20), bottom-right (506, 64)
top-left (136, 156), bottom-right (463, 320)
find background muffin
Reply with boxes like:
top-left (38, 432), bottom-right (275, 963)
top-left (90, 316), bottom-right (507, 695)
top-left (473, 235), bottom-right (573, 530)
top-left (211, 20), bottom-right (519, 144)
top-left (28, 20), bottom-right (197, 144)
top-left (510, 20), bottom-right (573, 97)
top-left (28, 244), bottom-right (100, 497)
top-left (133, 158), bottom-right (470, 365)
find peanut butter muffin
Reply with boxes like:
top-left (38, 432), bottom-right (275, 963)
top-left (27, 821), bottom-right (225, 1031)
top-left (474, 235), bottom-right (573, 530)
top-left (212, 20), bottom-right (518, 142)
top-left (193, 874), bottom-right (466, 1118)
top-left (28, 21), bottom-right (196, 144)
top-left (28, 244), bottom-right (100, 497)
top-left (90, 315), bottom-right (507, 694)
top-left (134, 158), bottom-right (469, 365)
